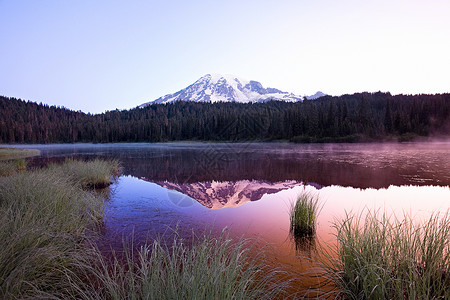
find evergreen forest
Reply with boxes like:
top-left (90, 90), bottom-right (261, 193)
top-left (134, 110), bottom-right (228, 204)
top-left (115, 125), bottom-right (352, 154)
top-left (1, 92), bottom-right (449, 144)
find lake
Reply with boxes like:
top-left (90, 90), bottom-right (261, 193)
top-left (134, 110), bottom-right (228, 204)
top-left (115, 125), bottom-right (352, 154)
top-left (21, 141), bottom-right (450, 292)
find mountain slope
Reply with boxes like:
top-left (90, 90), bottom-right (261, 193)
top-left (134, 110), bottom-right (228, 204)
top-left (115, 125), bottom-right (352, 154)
top-left (140, 74), bottom-right (324, 106)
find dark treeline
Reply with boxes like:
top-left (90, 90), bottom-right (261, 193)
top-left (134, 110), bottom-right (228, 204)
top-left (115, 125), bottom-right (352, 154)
top-left (1, 92), bottom-right (449, 144)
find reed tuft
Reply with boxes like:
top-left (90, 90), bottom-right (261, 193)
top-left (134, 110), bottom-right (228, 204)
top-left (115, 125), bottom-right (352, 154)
top-left (319, 211), bottom-right (450, 299)
top-left (289, 191), bottom-right (320, 239)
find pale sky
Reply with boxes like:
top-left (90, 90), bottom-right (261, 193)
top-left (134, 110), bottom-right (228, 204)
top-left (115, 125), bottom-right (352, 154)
top-left (1, 0), bottom-right (449, 114)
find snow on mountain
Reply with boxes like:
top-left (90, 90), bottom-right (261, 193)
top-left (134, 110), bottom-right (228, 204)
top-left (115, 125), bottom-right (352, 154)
top-left (140, 74), bottom-right (325, 106)
top-left (156, 179), bottom-right (302, 209)
top-left (305, 91), bottom-right (327, 100)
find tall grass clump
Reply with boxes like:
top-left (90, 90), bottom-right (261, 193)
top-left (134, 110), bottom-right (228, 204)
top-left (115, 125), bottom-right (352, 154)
top-left (49, 158), bottom-right (121, 188)
top-left (290, 191), bottom-right (320, 238)
top-left (0, 167), bottom-right (106, 298)
top-left (75, 230), bottom-right (285, 300)
top-left (321, 211), bottom-right (450, 299)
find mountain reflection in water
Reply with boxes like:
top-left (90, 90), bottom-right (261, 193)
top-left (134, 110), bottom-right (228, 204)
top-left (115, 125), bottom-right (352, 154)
top-left (152, 179), bottom-right (302, 209)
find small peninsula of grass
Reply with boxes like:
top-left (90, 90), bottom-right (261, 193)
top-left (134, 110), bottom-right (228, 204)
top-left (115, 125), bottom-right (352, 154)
top-left (49, 158), bottom-right (121, 189)
top-left (0, 147), bottom-right (40, 160)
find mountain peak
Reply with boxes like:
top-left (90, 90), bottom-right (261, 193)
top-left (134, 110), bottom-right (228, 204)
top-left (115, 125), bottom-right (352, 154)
top-left (140, 74), bottom-right (324, 106)
top-left (205, 73), bottom-right (248, 84)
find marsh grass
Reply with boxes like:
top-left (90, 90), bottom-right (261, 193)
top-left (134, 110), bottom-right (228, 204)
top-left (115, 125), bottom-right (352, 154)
top-left (0, 163), bottom-right (107, 298)
top-left (73, 230), bottom-right (286, 300)
top-left (0, 147), bottom-right (40, 160)
top-left (290, 191), bottom-right (320, 239)
top-left (319, 211), bottom-right (450, 299)
top-left (49, 158), bottom-right (121, 188)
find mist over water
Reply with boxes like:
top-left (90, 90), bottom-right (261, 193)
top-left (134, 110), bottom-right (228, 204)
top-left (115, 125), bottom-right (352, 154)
top-left (25, 141), bottom-right (450, 188)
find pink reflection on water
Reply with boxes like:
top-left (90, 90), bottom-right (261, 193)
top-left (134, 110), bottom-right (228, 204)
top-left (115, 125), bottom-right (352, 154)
top-left (103, 176), bottom-right (449, 296)
top-left (195, 183), bottom-right (449, 294)
top-left (106, 176), bottom-right (449, 254)
top-left (319, 185), bottom-right (450, 225)
top-left (200, 184), bottom-right (450, 257)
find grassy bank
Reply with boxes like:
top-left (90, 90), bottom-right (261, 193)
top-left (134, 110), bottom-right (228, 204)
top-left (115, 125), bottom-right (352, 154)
top-left (0, 159), bottom-right (119, 299)
top-left (319, 211), bottom-right (450, 299)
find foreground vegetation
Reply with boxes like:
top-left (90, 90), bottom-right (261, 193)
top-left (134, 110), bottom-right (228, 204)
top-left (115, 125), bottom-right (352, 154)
top-left (74, 231), bottom-right (283, 300)
top-left (0, 168), bottom-right (104, 298)
top-left (0, 159), bottom-right (119, 299)
top-left (1, 92), bottom-right (449, 143)
top-left (319, 211), bottom-right (450, 299)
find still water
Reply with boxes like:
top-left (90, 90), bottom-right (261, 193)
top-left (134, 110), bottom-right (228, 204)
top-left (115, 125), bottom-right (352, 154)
top-left (23, 142), bottom-right (450, 290)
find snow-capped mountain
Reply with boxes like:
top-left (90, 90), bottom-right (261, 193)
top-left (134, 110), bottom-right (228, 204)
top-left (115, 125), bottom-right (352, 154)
top-left (156, 179), bottom-right (302, 209)
top-left (140, 74), bottom-right (325, 106)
